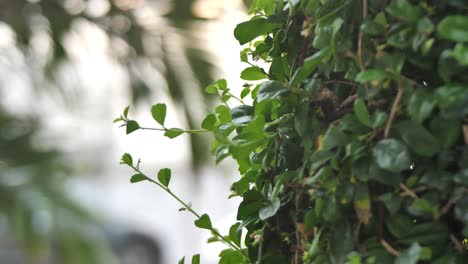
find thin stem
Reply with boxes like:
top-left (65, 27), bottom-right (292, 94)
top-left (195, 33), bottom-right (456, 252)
top-left (128, 165), bottom-right (248, 258)
top-left (384, 83), bottom-right (403, 138)
top-left (139, 126), bottom-right (210, 133)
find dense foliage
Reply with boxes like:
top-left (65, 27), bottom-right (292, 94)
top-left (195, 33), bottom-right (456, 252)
top-left (118, 0), bottom-right (468, 263)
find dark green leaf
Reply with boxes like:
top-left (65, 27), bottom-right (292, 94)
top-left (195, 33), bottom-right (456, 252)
top-left (240, 66), bottom-right (267, 81)
top-left (231, 105), bottom-right (254, 125)
top-left (201, 114), bottom-right (217, 131)
top-left (259, 198), bottom-right (280, 220)
top-left (234, 17), bottom-right (279, 45)
top-left (130, 174), bottom-right (146, 183)
top-left (435, 84), bottom-right (467, 109)
top-left (229, 223), bottom-right (242, 247)
top-left (126, 120), bottom-right (140, 134)
top-left (372, 139), bottom-right (411, 172)
top-left (121, 153), bottom-right (133, 166)
top-left (151, 103), bottom-right (167, 126)
top-left (386, 0), bottom-right (422, 22)
top-left (395, 243), bottom-right (422, 264)
top-left (407, 90), bottom-right (435, 123)
top-left (164, 128), bottom-right (185, 139)
top-left (157, 168), bottom-right (171, 187)
top-left (437, 16), bottom-right (468, 42)
top-left (353, 98), bottom-right (372, 127)
top-left (396, 120), bottom-right (440, 156)
top-left (430, 117), bottom-right (460, 149)
top-left (372, 111), bottom-right (388, 129)
top-left (194, 214), bottom-right (212, 230)
top-left (452, 43), bottom-right (468, 66)
top-left (408, 198), bottom-right (435, 216)
top-left (256, 80), bottom-right (289, 102)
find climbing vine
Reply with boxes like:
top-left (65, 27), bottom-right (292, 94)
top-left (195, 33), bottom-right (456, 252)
top-left (116, 0), bottom-right (468, 263)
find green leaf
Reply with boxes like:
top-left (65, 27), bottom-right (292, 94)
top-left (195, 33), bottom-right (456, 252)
top-left (240, 66), bottom-right (267, 80)
top-left (372, 139), bottom-right (411, 172)
top-left (407, 90), bottom-right (435, 123)
top-left (205, 85), bottom-right (217, 94)
top-left (123, 105), bottom-right (130, 118)
top-left (178, 257), bottom-right (185, 264)
top-left (121, 153), bottom-right (133, 166)
top-left (216, 105), bottom-right (232, 123)
top-left (408, 198), bottom-right (435, 216)
top-left (234, 17), bottom-right (279, 45)
top-left (396, 120), bottom-right (440, 156)
top-left (164, 128), bottom-right (185, 139)
top-left (452, 43), bottom-right (468, 65)
top-left (386, 0), bottom-right (422, 22)
top-left (437, 16), bottom-right (468, 42)
top-left (130, 174), bottom-right (146, 183)
top-left (430, 117), bottom-right (460, 149)
top-left (157, 168), bottom-right (171, 187)
top-left (290, 47), bottom-right (331, 87)
top-left (240, 86), bottom-right (251, 99)
top-left (395, 243), bottom-right (422, 264)
top-left (219, 249), bottom-right (247, 264)
top-left (355, 69), bottom-right (393, 83)
top-left (304, 210), bottom-right (317, 231)
top-left (151, 103), bottom-right (167, 126)
top-left (372, 111), bottom-right (388, 129)
top-left (231, 105), bottom-right (254, 125)
top-left (353, 98), bottom-right (372, 127)
top-left (126, 120), bottom-right (140, 134)
top-left (229, 223), bottom-right (242, 247)
top-left (194, 214), bottom-right (212, 230)
top-left (259, 198), bottom-right (280, 220)
top-left (201, 114), bottom-right (217, 131)
top-left (216, 79), bottom-right (228, 90)
top-left (191, 254), bottom-right (200, 264)
top-left (256, 80), bottom-right (289, 102)
top-left (435, 84), bottom-right (467, 109)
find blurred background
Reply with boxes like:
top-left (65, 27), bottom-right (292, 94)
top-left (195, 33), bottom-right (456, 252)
top-left (0, 0), bottom-right (250, 263)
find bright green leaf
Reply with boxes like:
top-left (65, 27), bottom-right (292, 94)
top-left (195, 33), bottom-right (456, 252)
top-left (201, 114), bottom-right (217, 131)
top-left (123, 105), bottom-right (130, 118)
top-left (151, 103), bottom-right (167, 126)
top-left (194, 214), bottom-right (212, 230)
top-left (130, 174), bottom-right (146, 183)
top-left (164, 128), bottom-right (185, 139)
top-left (126, 120), bottom-right (140, 134)
top-left (240, 66), bottom-right (267, 81)
top-left (121, 153), bottom-right (133, 166)
top-left (191, 254), bottom-right (200, 264)
top-left (157, 168), bottom-right (171, 187)
top-left (355, 69), bottom-right (393, 83)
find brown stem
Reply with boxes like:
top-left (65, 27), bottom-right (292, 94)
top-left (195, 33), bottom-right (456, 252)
top-left (380, 239), bottom-right (400, 257)
top-left (384, 84), bottom-right (403, 138)
top-left (399, 183), bottom-right (418, 199)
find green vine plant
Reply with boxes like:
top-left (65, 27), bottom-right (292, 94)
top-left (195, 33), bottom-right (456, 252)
top-left (116, 0), bottom-right (468, 263)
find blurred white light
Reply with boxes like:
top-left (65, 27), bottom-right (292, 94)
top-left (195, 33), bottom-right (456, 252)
top-left (86, 0), bottom-right (111, 18)
top-left (64, 0), bottom-right (86, 15)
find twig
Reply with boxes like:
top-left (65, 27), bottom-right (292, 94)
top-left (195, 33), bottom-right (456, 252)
top-left (384, 84), bottom-right (403, 138)
top-left (440, 199), bottom-right (455, 215)
top-left (380, 239), bottom-right (400, 257)
top-left (358, 0), bottom-right (369, 94)
top-left (399, 183), bottom-right (418, 199)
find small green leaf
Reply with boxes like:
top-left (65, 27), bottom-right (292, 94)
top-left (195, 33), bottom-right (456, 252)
top-left (408, 198), bottom-right (435, 216)
top-left (157, 168), bottom-right (171, 187)
top-left (151, 103), bottom-right (167, 126)
top-left (290, 47), bottom-right (331, 87)
top-left (372, 139), bottom-right (411, 172)
top-left (113, 117), bottom-right (123, 123)
top-left (216, 79), bottom-right (228, 90)
top-left (353, 98), bottom-right (372, 127)
top-left (130, 174), bottom-right (146, 183)
top-left (123, 106), bottom-right (130, 118)
top-left (178, 257), bottom-right (185, 264)
top-left (437, 16), bottom-right (468, 42)
top-left (205, 85), bottom-right (217, 94)
top-left (435, 84), bottom-right (467, 109)
top-left (191, 254), bottom-right (200, 264)
top-left (407, 90), bottom-right (435, 123)
top-left (372, 111), bottom-right (388, 129)
top-left (240, 66), bottom-right (267, 80)
top-left (234, 17), bottom-right (279, 45)
top-left (121, 153), bottom-right (133, 166)
top-left (164, 128), bottom-right (185, 139)
top-left (216, 105), bottom-right (232, 123)
top-left (126, 120), bottom-right (140, 134)
top-left (201, 114), bottom-right (217, 131)
top-left (240, 87), bottom-right (251, 99)
top-left (452, 43), bottom-right (468, 66)
top-left (259, 199), bottom-right (280, 220)
top-left (355, 69), bottom-right (393, 83)
top-left (194, 214), bottom-right (212, 230)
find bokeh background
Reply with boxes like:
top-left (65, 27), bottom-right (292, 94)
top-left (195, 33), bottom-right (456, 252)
top-left (0, 0), bottom-right (251, 263)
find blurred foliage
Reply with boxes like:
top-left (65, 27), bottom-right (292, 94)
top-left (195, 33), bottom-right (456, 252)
top-left (0, 0), bottom-right (219, 168)
top-left (0, 106), bottom-right (116, 263)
